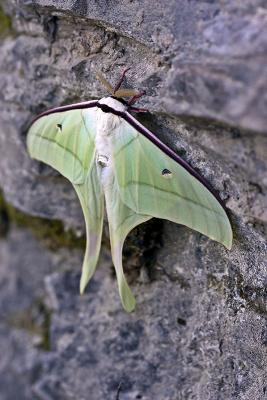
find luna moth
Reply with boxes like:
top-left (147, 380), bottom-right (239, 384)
top-left (27, 69), bottom-right (232, 312)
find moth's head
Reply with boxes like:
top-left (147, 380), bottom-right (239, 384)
top-left (96, 71), bottom-right (139, 99)
top-left (96, 70), bottom-right (147, 112)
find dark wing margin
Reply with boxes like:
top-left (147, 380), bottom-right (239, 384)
top-left (30, 100), bottom-right (99, 125)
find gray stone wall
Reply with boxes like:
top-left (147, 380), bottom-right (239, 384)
top-left (0, 1), bottom-right (266, 399)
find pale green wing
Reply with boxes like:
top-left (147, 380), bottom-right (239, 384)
top-left (111, 121), bottom-right (232, 249)
top-left (27, 108), bottom-right (97, 184)
top-left (74, 167), bottom-right (104, 294)
top-left (27, 107), bottom-right (104, 293)
top-left (104, 169), bottom-right (151, 312)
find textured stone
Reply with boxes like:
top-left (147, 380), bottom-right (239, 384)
top-left (0, 1), bottom-right (266, 399)
top-left (163, 2), bottom-right (267, 133)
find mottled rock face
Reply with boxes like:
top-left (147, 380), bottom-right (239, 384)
top-left (0, 1), bottom-right (266, 400)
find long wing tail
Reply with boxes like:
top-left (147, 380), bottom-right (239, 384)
top-left (74, 167), bottom-right (104, 294)
top-left (104, 170), bottom-right (151, 312)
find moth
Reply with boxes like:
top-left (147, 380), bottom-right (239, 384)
top-left (27, 69), bottom-right (232, 312)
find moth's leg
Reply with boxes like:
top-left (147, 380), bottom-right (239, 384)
top-left (129, 106), bottom-right (148, 113)
top-left (114, 67), bottom-right (131, 93)
top-left (114, 88), bottom-right (140, 98)
top-left (128, 90), bottom-right (146, 106)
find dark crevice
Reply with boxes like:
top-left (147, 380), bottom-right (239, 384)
top-left (42, 15), bottom-right (58, 43)
top-left (116, 218), bottom-right (164, 284)
top-left (0, 196), bottom-right (10, 237)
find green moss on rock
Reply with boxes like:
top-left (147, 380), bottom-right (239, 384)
top-left (0, 5), bottom-right (12, 38)
top-left (0, 190), bottom-right (85, 250)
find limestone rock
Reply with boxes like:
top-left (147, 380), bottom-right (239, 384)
top-left (0, 1), bottom-right (266, 399)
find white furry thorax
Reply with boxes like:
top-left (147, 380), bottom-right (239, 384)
top-left (98, 96), bottom-right (127, 112)
top-left (95, 97), bottom-right (127, 168)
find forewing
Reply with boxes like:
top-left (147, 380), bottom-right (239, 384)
top-left (27, 108), bottom-right (97, 184)
top-left (111, 120), bottom-right (232, 249)
top-left (27, 107), bottom-right (104, 292)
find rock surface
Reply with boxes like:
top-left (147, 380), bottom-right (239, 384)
top-left (0, 1), bottom-right (266, 399)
